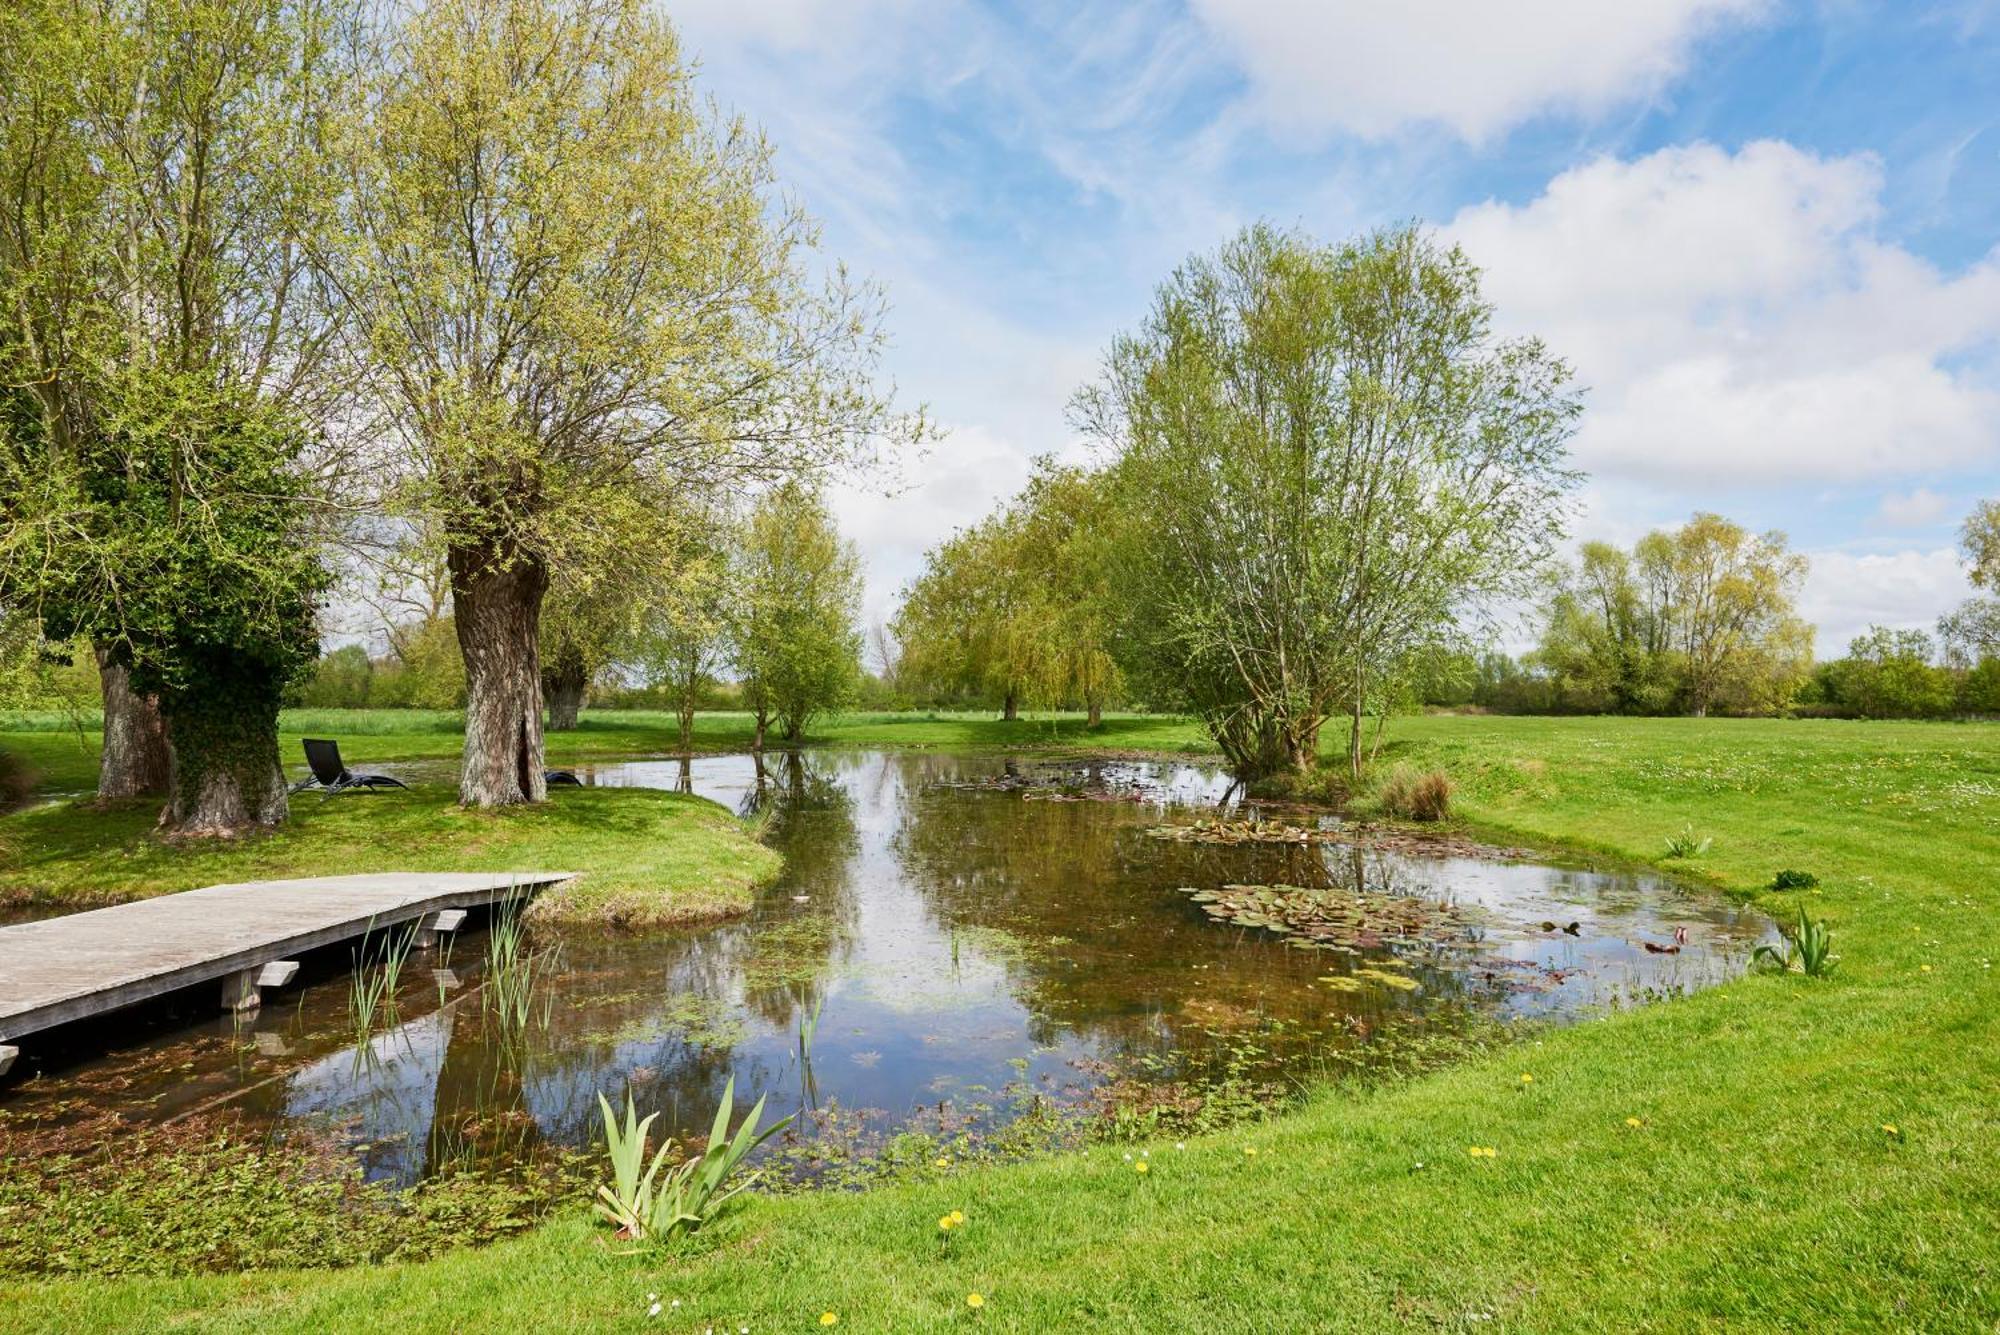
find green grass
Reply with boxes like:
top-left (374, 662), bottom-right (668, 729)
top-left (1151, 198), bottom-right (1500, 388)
top-left (0, 784), bottom-right (778, 925)
top-left (5, 713), bottom-right (1999, 1330)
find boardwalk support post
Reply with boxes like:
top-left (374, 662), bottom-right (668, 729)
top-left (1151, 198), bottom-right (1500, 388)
top-left (222, 959), bottom-right (300, 1012)
top-left (0, 1044), bottom-right (16, 1078)
top-left (413, 909), bottom-right (467, 950)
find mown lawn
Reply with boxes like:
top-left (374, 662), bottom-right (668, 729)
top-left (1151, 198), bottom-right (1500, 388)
top-left (0, 783), bottom-right (778, 925)
top-left (3, 713), bottom-right (1997, 1331)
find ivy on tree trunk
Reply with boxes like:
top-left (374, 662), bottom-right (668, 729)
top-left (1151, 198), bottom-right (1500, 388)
top-left (158, 662), bottom-right (288, 836)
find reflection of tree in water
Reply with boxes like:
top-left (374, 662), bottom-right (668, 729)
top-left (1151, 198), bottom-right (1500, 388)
top-left (738, 750), bottom-right (862, 1033)
top-left (888, 754), bottom-right (1470, 1073)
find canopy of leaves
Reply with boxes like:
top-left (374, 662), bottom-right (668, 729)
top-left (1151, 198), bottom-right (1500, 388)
top-left (736, 482), bottom-right (861, 741)
top-left (1072, 223), bottom-right (1581, 775)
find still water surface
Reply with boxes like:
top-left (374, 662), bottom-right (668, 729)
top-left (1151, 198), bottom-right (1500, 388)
top-left (2, 751), bottom-right (1767, 1185)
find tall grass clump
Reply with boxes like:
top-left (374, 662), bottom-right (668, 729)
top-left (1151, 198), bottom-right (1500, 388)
top-left (484, 902), bottom-right (555, 1042)
top-left (349, 920), bottom-right (418, 1047)
top-left (1374, 765), bottom-right (1452, 822)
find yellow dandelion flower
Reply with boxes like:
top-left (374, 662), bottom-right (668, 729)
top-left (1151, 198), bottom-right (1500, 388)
top-left (1519, 1074), bottom-right (1533, 1084)
top-left (966, 1294), bottom-right (985, 1309)
top-left (938, 1215), bottom-right (954, 1231)
top-left (1242, 1146), bottom-right (1258, 1157)
top-left (1624, 1117), bottom-right (1643, 1128)
top-left (950, 1210), bottom-right (965, 1224)
top-left (1920, 964), bottom-right (1933, 973)
top-left (820, 1315), bottom-right (839, 1327)
top-left (935, 1156), bottom-right (951, 1168)
top-left (1881, 1124), bottom-right (1899, 1136)
top-left (1135, 1160), bottom-right (1149, 1174)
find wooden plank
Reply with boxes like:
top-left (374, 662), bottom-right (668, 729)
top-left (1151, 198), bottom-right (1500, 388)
top-left (0, 872), bottom-right (571, 1041)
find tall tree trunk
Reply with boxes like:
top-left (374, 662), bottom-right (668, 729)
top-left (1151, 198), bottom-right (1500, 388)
top-left (158, 663), bottom-right (288, 836)
top-left (94, 645), bottom-right (171, 801)
top-left (1002, 690), bottom-right (1018, 721)
top-left (752, 709), bottom-right (768, 752)
top-left (1348, 661), bottom-right (1366, 780)
top-left (543, 653), bottom-right (586, 732)
top-left (1087, 700), bottom-right (1102, 728)
top-left (451, 545), bottom-right (548, 807)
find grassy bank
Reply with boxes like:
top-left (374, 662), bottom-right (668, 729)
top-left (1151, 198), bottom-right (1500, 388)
top-left (0, 784), bottom-right (778, 925)
top-left (4, 714), bottom-right (1998, 1330)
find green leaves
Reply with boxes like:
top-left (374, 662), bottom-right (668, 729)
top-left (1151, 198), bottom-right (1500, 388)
top-left (593, 1078), bottom-right (792, 1247)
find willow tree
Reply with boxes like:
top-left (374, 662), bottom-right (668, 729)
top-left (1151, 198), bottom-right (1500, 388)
top-left (893, 458), bottom-right (1120, 722)
top-left (0, 0), bottom-right (345, 831)
top-left (342, 0), bottom-right (914, 806)
top-left (1073, 224), bottom-right (1580, 779)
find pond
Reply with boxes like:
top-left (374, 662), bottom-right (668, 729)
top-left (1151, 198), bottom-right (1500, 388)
top-left (0, 750), bottom-right (1768, 1190)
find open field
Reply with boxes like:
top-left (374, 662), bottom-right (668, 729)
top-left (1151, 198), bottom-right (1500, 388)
top-left (2, 712), bottom-right (1997, 1330)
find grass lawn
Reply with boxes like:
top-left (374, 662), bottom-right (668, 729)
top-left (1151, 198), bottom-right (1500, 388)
top-left (0, 783), bottom-right (778, 925)
top-left (2, 713), bottom-right (1997, 1330)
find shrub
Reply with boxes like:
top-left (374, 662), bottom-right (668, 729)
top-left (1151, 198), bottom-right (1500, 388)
top-left (1376, 766), bottom-right (1452, 822)
top-left (1771, 868), bottom-right (1819, 891)
top-left (1754, 906), bottom-right (1837, 978)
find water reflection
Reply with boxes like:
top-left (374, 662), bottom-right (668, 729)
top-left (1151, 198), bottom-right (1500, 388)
top-left (1, 751), bottom-right (1768, 1186)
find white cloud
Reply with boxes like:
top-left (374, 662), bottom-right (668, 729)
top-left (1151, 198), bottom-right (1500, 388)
top-left (1189, 0), bottom-right (1767, 142)
top-left (1873, 488), bottom-right (1954, 528)
top-left (1798, 547), bottom-right (1973, 653)
top-left (1446, 141), bottom-right (2000, 488)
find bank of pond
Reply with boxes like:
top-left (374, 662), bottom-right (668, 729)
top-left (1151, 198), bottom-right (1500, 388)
top-left (0, 749), bottom-right (1772, 1277)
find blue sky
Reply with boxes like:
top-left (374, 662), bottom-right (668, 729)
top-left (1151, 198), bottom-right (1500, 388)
top-left (668, 0), bottom-right (2000, 656)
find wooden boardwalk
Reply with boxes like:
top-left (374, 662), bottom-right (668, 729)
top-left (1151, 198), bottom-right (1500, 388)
top-left (0, 872), bottom-right (572, 1072)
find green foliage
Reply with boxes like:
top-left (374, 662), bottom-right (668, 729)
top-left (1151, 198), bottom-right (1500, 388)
top-left (289, 646), bottom-right (375, 709)
top-left (1532, 515), bottom-right (1811, 717)
top-left (1771, 868), bottom-right (1820, 891)
top-left (1818, 626), bottom-right (1956, 719)
top-left (1754, 906), bottom-right (1838, 978)
top-left (1962, 498), bottom-right (2000, 591)
top-left (1662, 824), bottom-right (1712, 859)
top-left (736, 483), bottom-right (863, 743)
top-left (1071, 223), bottom-right (1580, 777)
top-left (371, 618), bottom-right (467, 711)
top-left (593, 1078), bottom-right (790, 1245)
top-left (895, 459), bottom-right (1122, 718)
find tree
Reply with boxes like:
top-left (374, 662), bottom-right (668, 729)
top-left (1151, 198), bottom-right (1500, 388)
top-left (1962, 499), bottom-right (2000, 591)
top-left (1643, 513), bottom-right (1811, 717)
top-left (1532, 541), bottom-right (1677, 713)
top-left (1072, 224), bottom-right (1580, 778)
top-left (0, 0), bottom-right (344, 833)
top-left (340, 0), bottom-right (915, 806)
top-left (633, 518), bottom-right (738, 752)
top-left (1823, 627), bottom-right (1954, 719)
top-left (895, 459), bottom-right (1122, 724)
top-left (736, 483), bottom-right (861, 746)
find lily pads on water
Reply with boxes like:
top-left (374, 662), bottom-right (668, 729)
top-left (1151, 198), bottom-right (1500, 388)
top-left (1175, 882), bottom-right (1484, 961)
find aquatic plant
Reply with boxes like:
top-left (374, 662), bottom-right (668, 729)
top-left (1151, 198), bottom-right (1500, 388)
top-left (593, 1077), bottom-right (791, 1246)
top-left (1662, 825), bottom-right (1712, 858)
top-left (1178, 883), bottom-right (1479, 959)
top-left (348, 919), bottom-right (418, 1048)
top-left (1754, 907), bottom-right (1837, 978)
top-left (1770, 868), bottom-right (1819, 891)
top-left (484, 904), bottom-right (555, 1041)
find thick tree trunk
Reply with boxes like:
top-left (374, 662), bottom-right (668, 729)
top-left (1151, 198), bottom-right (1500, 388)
top-left (1087, 700), bottom-right (1102, 728)
top-left (1002, 691), bottom-right (1018, 721)
top-left (544, 670), bottom-right (585, 732)
top-left (451, 546), bottom-right (548, 807)
top-left (676, 663), bottom-right (697, 750)
top-left (158, 666), bottom-right (288, 836)
top-left (752, 709), bottom-right (768, 752)
top-left (94, 645), bottom-right (171, 801)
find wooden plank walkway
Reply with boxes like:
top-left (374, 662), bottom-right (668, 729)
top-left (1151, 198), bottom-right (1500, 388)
top-left (0, 873), bottom-right (573, 1062)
